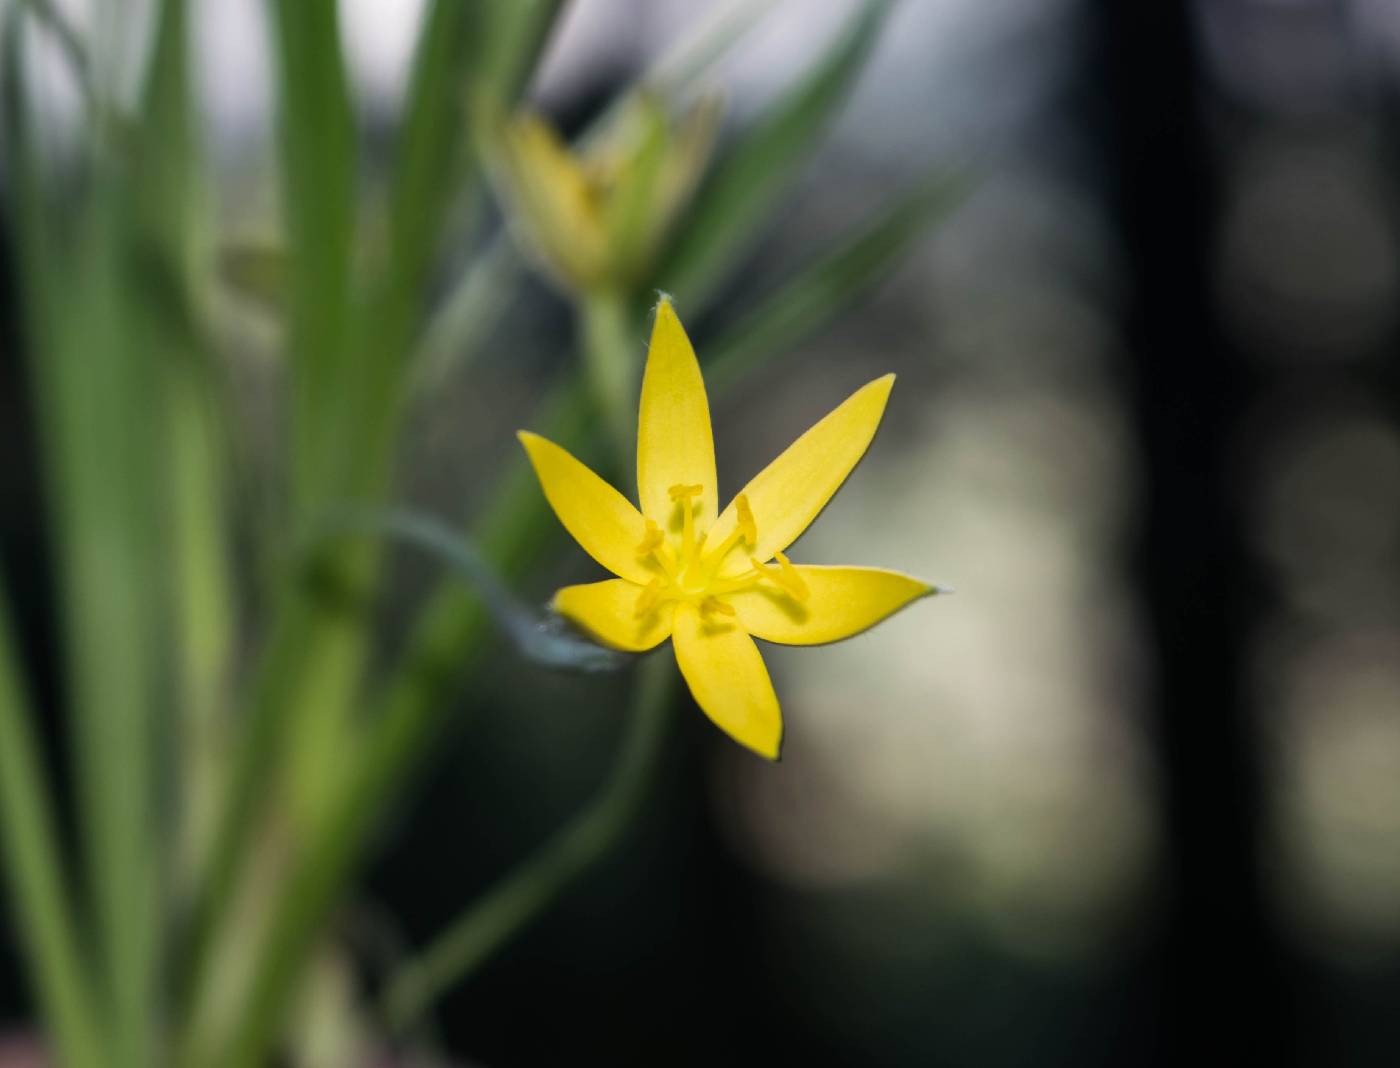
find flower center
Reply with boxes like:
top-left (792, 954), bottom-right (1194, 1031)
top-left (632, 486), bottom-right (809, 619)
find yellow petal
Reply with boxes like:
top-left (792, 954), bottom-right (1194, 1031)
top-left (500, 116), bottom-right (608, 286)
top-left (636, 299), bottom-right (719, 530)
top-left (553, 579), bottom-right (675, 652)
top-left (708, 374), bottom-right (895, 573)
top-left (727, 565), bottom-right (933, 645)
top-left (671, 603), bottom-right (782, 760)
top-left (518, 431), bottom-right (654, 584)
top-left (512, 116), bottom-right (600, 236)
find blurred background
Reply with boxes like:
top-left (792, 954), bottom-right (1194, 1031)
top-left (4, 0), bottom-right (1400, 1065)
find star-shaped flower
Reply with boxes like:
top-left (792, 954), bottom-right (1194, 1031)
top-left (518, 299), bottom-right (939, 759)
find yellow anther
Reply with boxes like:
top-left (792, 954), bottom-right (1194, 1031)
top-left (635, 520), bottom-right (664, 555)
top-left (701, 494), bottom-right (758, 578)
top-left (735, 494), bottom-right (757, 546)
top-left (634, 578), bottom-right (663, 618)
top-left (699, 596), bottom-right (736, 618)
top-left (772, 550), bottom-right (810, 602)
top-left (668, 482), bottom-right (703, 501)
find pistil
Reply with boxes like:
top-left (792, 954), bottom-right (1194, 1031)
top-left (708, 565), bottom-right (763, 596)
top-left (668, 483), bottom-right (702, 568)
top-left (631, 486), bottom-right (811, 621)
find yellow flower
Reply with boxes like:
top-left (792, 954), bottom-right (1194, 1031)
top-left (489, 93), bottom-right (720, 293)
top-left (518, 300), bottom-right (938, 760)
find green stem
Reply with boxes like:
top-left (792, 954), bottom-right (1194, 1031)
top-left (174, 585), bottom-right (331, 1008)
top-left (207, 296), bottom-right (644, 1064)
top-left (0, 587), bottom-right (106, 1068)
top-left (200, 282), bottom-right (638, 1066)
top-left (380, 654), bottom-right (673, 1034)
top-left (191, 386), bottom-right (593, 1068)
top-left (580, 289), bottom-right (638, 463)
top-left (376, 288), bottom-right (661, 1035)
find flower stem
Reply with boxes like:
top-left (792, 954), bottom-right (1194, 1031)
top-left (375, 293), bottom-right (659, 1037)
top-left (379, 653), bottom-right (674, 1037)
top-left (580, 288), bottom-right (637, 464)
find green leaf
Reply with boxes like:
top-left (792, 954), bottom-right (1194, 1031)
top-left (308, 510), bottom-right (629, 673)
top-left (477, 0), bottom-right (565, 104)
top-left (646, 0), bottom-right (782, 97)
top-left (377, 0), bottom-right (565, 414)
top-left (410, 232), bottom-right (524, 397)
top-left (61, 194), bottom-right (167, 1068)
top-left (704, 172), bottom-right (968, 393)
top-left (268, 0), bottom-right (357, 515)
top-left (0, 586), bottom-right (106, 1068)
top-left (386, 0), bottom-right (481, 308)
top-left (135, 0), bottom-right (238, 922)
top-left (340, 0), bottom-right (566, 493)
top-left (0, 23), bottom-right (105, 1068)
top-left (658, 0), bottom-right (894, 309)
top-left (6, 5), bottom-right (195, 1048)
top-left (134, 0), bottom-right (198, 260)
top-left (386, 0), bottom-right (562, 314)
top-left (11, 82), bottom-right (169, 1068)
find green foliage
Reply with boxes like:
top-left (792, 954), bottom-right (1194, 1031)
top-left (270, 0), bottom-right (357, 514)
top-left (0, 44), bottom-right (108, 1064)
top-left (0, 1), bottom-right (962, 1064)
top-left (706, 173), bottom-right (970, 393)
top-left (0, 588), bottom-right (104, 1068)
top-left (659, 0), bottom-right (895, 308)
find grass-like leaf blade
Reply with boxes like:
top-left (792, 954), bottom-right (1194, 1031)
top-left (658, 0), bottom-right (894, 309)
top-left (706, 171), bottom-right (968, 392)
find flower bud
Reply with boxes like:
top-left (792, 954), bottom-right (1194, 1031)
top-left (486, 92), bottom-right (721, 294)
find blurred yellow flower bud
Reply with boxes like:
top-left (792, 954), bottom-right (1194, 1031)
top-left (487, 92), bottom-right (721, 294)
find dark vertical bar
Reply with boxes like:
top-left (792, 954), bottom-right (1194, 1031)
top-left (1087, 2), bottom-right (1294, 1063)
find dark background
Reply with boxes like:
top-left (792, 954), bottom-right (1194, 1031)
top-left (5, 1), bottom-right (1400, 1065)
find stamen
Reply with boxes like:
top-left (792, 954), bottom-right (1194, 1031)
top-left (773, 550), bottom-right (810, 602)
top-left (701, 494), bottom-right (758, 577)
top-left (709, 567), bottom-right (763, 596)
top-left (635, 520), bottom-right (664, 556)
top-left (699, 596), bottom-right (735, 618)
top-left (668, 483), bottom-right (703, 501)
top-left (635, 519), bottom-right (681, 580)
top-left (746, 552), bottom-right (810, 602)
top-left (634, 578), bottom-right (663, 618)
top-left (735, 494), bottom-right (757, 546)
